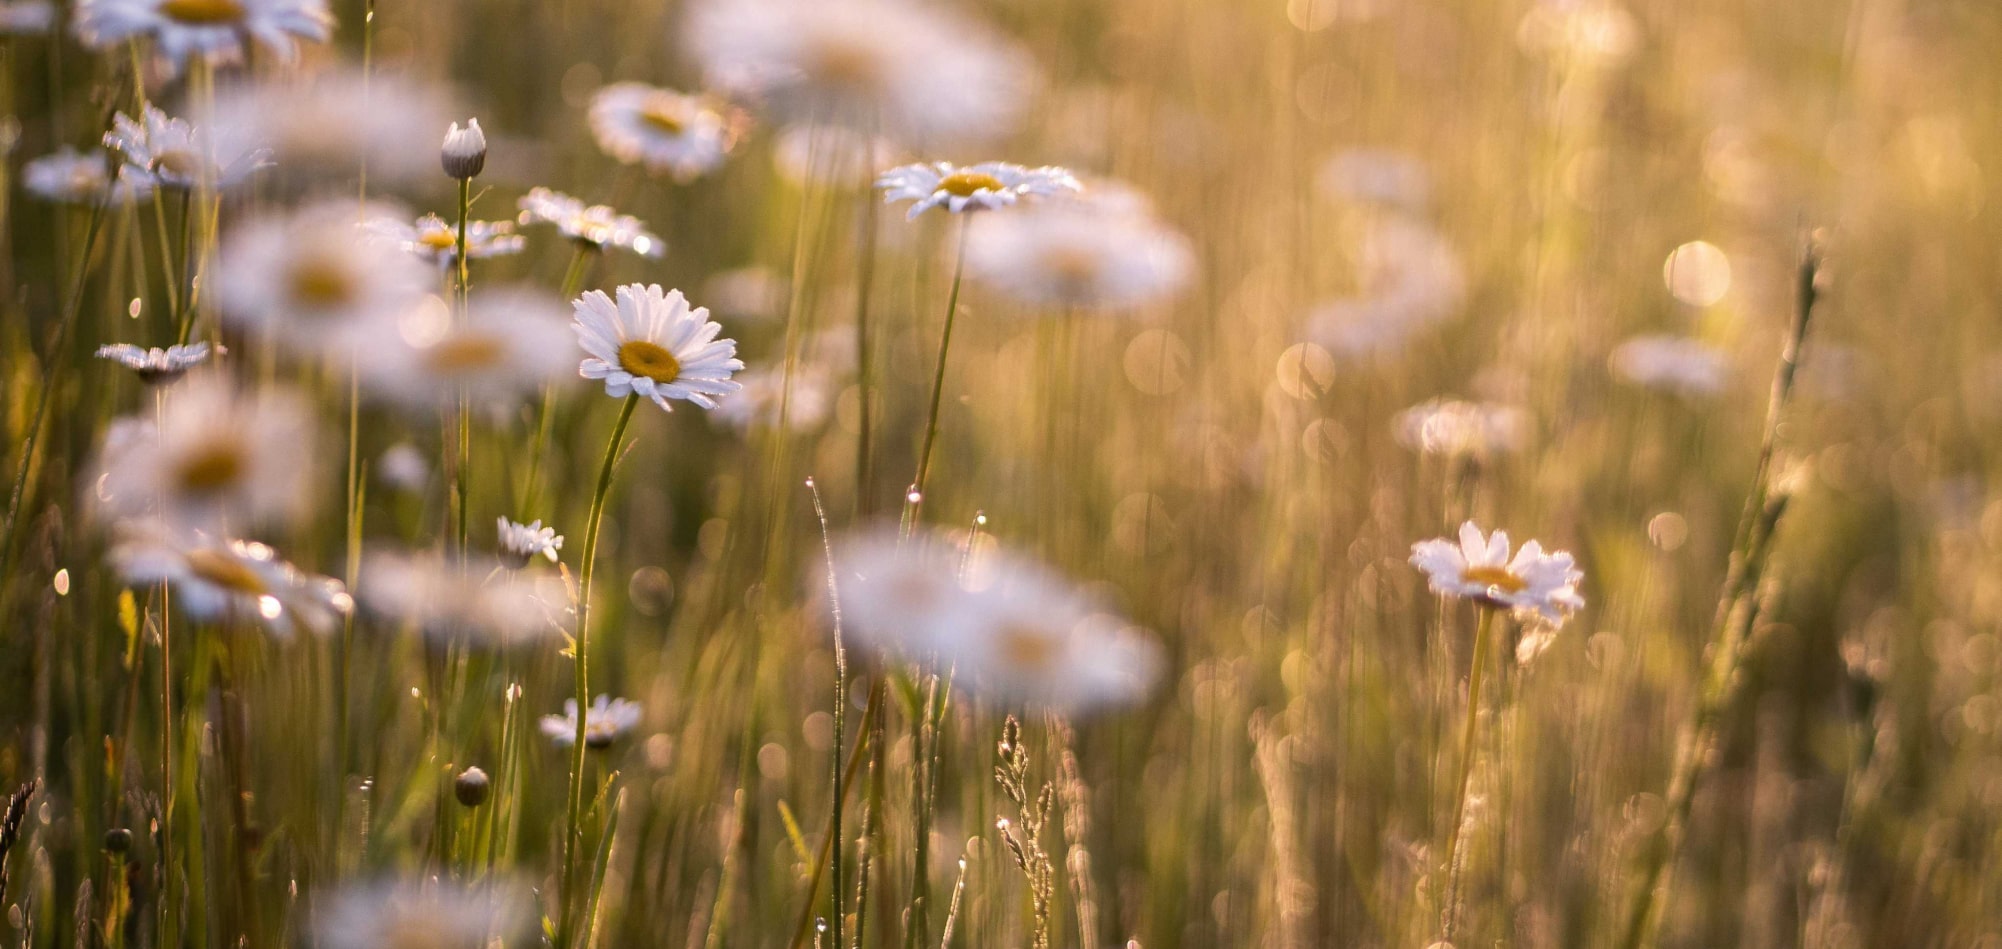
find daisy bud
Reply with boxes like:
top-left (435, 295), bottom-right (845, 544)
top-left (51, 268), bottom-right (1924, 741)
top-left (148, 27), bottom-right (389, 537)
top-left (454, 766), bottom-right (491, 807)
top-left (441, 119), bottom-right (487, 179)
top-left (103, 828), bottom-right (132, 853)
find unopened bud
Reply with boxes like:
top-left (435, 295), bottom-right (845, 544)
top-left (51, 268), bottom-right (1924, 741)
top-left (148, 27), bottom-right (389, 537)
top-left (454, 766), bottom-right (491, 807)
top-left (442, 119), bottom-right (487, 179)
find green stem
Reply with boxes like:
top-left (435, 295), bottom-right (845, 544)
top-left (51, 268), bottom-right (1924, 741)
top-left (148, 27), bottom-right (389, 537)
top-left (1440, 607), bottom-right (1495, 938)
top-left (904, 217), bottom-right (971, 531)
top-left (558, 393), bottom-right (639, 949)
top-left (453, 177), bottom-right (473, 557)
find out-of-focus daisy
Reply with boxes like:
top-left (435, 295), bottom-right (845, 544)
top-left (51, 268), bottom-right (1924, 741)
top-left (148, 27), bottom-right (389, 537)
top-left (90, 375), bottom-right (314, 532)
top-left (1393, 398), bottom-right (1527, 461)
top-left (0, 1), bottom-right (55, 33)
top-left (539, 695), bottom-right (643, 749)
top-left (376, 443), bottom-right (429, 493)
top-left (357, 290), bottom-right (574, 409)
top-left (363, 213), bottom-right (526, 268)
top-left (73, 0), bottom-right (332, 71)
top-left (110, 524), bottom-right (350, 637)
top-left (686, 0), bottom-right (1033, 145)
top-left (203, 70), bottom-right (450, 184)
top-left (1316, 147), bottom-right (1431, 211)
top-left (708, 363), bottom-right (834, 433)
top-left (214, 200), bottom-right (433, 354)
top-left (358, 550), bottom-right (564, 646)
top-left (104, 106), bottom-right (269, 192)
top-left (573, 284), bottom-right (743, 413)
top-left (1305, 217), bottom-right (1465, 360)
top-left (876, 161), bottom-right (1079, 220)
top-left (1410, 521), bottom-right (1584, 626)
top-left (588, 83), bottom-right (740, 182)
top-left (1609, 334), bottom-right (1728, 399)
top-left (496, 517), bottom-right (562, 568)
top-left (95, 342), bottom-right (217, 384)
top-left (830, 527), bottom-right (972, 658)
top-left (964, 200), bottom-right (1193, 310)
top-left (517, 187), bottom-right (663, 258)
top-left (317, 880), bottom-right (523, 949)
top-left (22, 148), bottom-right (151, 204)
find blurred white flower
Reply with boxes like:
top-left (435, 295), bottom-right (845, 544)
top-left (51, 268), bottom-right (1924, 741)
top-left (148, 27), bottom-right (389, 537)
top-left (358, 550), bottom-right (564, 646)
top-left (1410, 521), bottom-right (1584, 626)
top-left (214, 200), bottom-right (433, 355)
top-left (358, 289), bottom-right (574, 409)
top-left (1316, 147), bottom-right (1430, 211)
top-left (1393, 398), bottom-right (1526, 461)
top-left (376, 443), bottom-right (429, 493)
top-left (104, 106), bottom-right (269, 192)
top-left (686, 0), bottom-right (1034, 145)
top-left (22, 148), bottom-right (151, 204)
top-left (203, 70), bottom-right (450, 184)
top-left (110, 523), bottom-right (350, 637)
top-left (91, 375), bottom-right (315, 533)
top-left (1609, 334), bottom-right (1728, 399)
top-left (1517, 0), bottom-right (1639, 64)
top-left (540, 695), bottom-right (643, 749)
top-left (588, 83), bottom-right (739, 182)
top-left (877, 161), bottom-right (1079, 220)
top-left (73, 0), bottom-right (332, 71)
top-left (964, 198), bottom-right (1194, 310)
top-left (363, 213), bottom-right (526, 268)
top-left (573, 283), bottom-right (744, 413)
top-left (496, 517), bottom-right (563, 568)
top-left (317, 880), bottom-right (523, 949)
top-left (518, 187), bottom-right (663, 258)
top-left (0, 1), bottom-right (55, 33)
top-left (95, 341), bottom-right (216, 384)
top-left (708, 363), bottom-right (834, 433)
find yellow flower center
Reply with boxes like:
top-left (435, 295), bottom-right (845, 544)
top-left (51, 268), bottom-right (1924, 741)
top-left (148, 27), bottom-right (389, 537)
top-left (288, 254), bottom-right (357, 309)
top-left (424, 333), bottom-right (508, 374)
top-left (1461, 565), bottom-right (1527, 594)
top-left (418, 229), bottom-right (458, 251)
top-left (175, 442), bottom-right (245, 495)
top-left (640, 103), bottom-right (688, 136)
top-left (937, 172), bottom-right (1005, 198)
top-left (159, 0), bottom-right (245, 25)
top-left (184, 548), bottom-right (266, 595)
top-left (996, 624), bottom-right (1061, 671)
top-left (618, 339), bottom-right (681, 384)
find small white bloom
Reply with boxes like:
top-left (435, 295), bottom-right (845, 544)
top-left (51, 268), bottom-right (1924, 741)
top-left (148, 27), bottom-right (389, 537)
top-left (214, 200), bottom-right (433, 355)
top-left (358, 550), bottom-right (565, 646)
top-left (1609, 334), bottom-right (1729, 399)
top-left (203, 70), bottom-right (451, 185)
top-left (357, 290), bottom-right (575, 409)
top-left (73, 0), bottom-right (333, 72)
top-left (1316, 147), bottom-right (1431, 211)
top-left (573, 283), bottom-right (744, 413)
top-left (588, 83), bottom-right (739, 182)
top-left (876, 161), bottom-right (1079, 220)
top-left (317, 880), bottom-right (524, 949)
top-left (110, 523), bottom-right (351, 637)
top-left (1410, 521), bottom-right (1585, 626)
top-left (375, 443), bottom-right (429, 493)
top-left (708, 363), bottom-right (834, 434)
top-left (496, 517), bottom-right (562, 568)
top-left (441, 119), bottom-right (486, 179)
top-left (517, 187), bottom-right (664, 258)
top-left (0, 1), bottom-right (56, 33)
top-left (95, 341), bottom-right (217, 383)
top-left (23, 148), bottom-right (151, 204)
top-left (90, 374), bottom-right (315, 533)
top-left (362, 213), bottom-right (526, 268)
top-left (964, 198), bottom-right (1194, 310)
top-left (1393, 398), bottom-right (1527, 461)
top-left (104, 106), bottom-right (269, 192)
top-left (540, 695), bottom-right (643, 749)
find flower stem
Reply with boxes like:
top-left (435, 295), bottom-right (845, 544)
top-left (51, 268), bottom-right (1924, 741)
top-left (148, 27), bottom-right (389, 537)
top-left (558, 392), bottom-right (639, 949)
top-left (1440, 606), bottom-right (1495, 938)
top-left (904, 217), bottom-right (970, 531)
top-left (453, 176), bottom-right (473, 558)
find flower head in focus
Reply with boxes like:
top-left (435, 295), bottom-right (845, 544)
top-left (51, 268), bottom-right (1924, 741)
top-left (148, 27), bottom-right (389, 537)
top-left (877, 161), bottom-right (1078, 220)
top-left (1410, 521), bottom-right (1584, 626)
top-left (441, 119), bottom-right (486, 179)
top-left (573, 284), bottom-right (743, 413)
top-left (496, 517), bottom-right (563, 569)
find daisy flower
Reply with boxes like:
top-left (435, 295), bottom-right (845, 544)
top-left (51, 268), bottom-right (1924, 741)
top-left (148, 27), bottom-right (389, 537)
top-left (363, 213), bottom-right (526, 268)
top-left (356, 289), bottom-right (575, 409)
top-left (876, 161), bottom-right (1079, 220)
top-left (214, 200), bottom-right (433, 355)
top-left (829, 527), bottom-right (974, 658)
top-left (496, 517), bottom-right (562, 569)
top-left (1609, 334), bottom-right (1729, 399)
top-left (375, 444), bottom-right (429, 493)
top-left (963, 199), bottom-right (1194, 310)
top-left (708, 363), bottom-right (834, 433)
top-left (573, 284), bottom-right (744, 413)
top-left (358, 550), bottom-right (565, 646)
top-left (539, 695), bottom-right (643, 749)
top-left (588, 83), bottom-right (740, 182)
top-left (22, 148), bottom-right (151, 204)
top-left (203, 70), bottom-right (451, 185)
top-left (0, 1), bottom-right (55, 33)
top-left (109, 524), bottom-right (351, 637)
top-left (95, 341), bottom-right (217, 384)
top-left (1410, 521), bottom-right (1585, 626)
top-left (1393, 398), bottom-right (1527, 462)
top-left (317, 880), bottom-right (524, 949)
top-left (72, 0), bottom-right (332, 72)
top-left (517, 187), bottom-right (663, 258)
top-left (90, 375), bottom-right (314, 533)
top-left (686, 0), bottom-right (1033, 145)
top-left (104, 106), bottom-right (269, 192)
